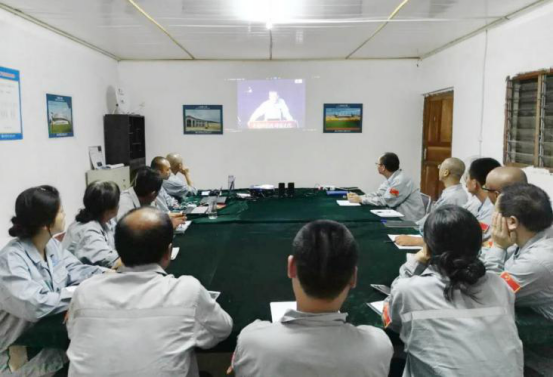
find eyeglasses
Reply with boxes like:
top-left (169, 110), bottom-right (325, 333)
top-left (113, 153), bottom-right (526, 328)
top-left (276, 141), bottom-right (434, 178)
top-left (482, 186), bottom-right (501, 195)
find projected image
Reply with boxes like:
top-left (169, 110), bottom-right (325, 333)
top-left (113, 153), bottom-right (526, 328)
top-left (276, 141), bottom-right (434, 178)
top-left (323, 104), bottom-right (363, 133)
top-left (238, 79), bottom-right (305, 130)
top-left (183, 105), bottom-right (223, 135)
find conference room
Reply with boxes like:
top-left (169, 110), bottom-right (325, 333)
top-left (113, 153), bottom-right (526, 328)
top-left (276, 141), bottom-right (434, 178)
top-left (1, 1), bottom-right (553, 376)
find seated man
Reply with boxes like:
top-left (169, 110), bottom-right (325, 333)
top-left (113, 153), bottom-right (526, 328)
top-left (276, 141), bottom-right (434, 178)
top-left (232, 220), bottom-right (393, 377)
top-left (481, 183), bottom-right (553, 320)
top-left (151, 156), bottom-right (179, 212)
top-left (395, 157), bottom-right (468, 247)
top-left (463, 158), bottom-right (501, 238)
top-left (483, 166), bottom-right (528, 205)
top-left (348, 152), bottom-right (425, 222)
top-left (118, 166), bottom-right (184, 228)
top-left (117, 166), bottom-right (163, 220)
top-left (164, 153), bottom-right (197, 200)
top-left (66, 207), bottom-right (233, 376)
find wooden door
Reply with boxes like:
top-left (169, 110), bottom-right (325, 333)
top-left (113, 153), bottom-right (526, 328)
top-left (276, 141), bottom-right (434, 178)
top-left (421, 91), bottom-right (454, 200)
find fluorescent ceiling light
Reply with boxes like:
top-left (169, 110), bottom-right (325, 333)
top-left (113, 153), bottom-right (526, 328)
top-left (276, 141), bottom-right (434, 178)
top-left (234, 0), bottom-right (304, 25)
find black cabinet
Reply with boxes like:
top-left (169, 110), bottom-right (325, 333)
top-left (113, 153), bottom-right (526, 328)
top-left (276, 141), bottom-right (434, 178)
top-left (104, 115), bottom-right (145, 174)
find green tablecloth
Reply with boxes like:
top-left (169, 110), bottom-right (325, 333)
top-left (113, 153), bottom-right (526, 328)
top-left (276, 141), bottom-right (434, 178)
top-left (14, 189), bottom-right (553, 351)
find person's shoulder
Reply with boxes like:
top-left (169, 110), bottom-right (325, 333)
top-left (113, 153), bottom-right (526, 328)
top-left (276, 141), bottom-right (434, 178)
top-left (355, 325), bottom-right (393, 352)
top-left (237, 320), bottom-right (276, 346)
top-left (0, 238), bottom-right (28, 264)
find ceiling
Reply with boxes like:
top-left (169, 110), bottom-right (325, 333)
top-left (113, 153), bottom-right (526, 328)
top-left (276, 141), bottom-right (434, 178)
top-left (1, 0), bottom-right (549, 60)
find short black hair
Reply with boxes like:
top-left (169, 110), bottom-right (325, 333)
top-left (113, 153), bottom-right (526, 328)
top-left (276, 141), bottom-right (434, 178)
top-left (292, 220), bottom-right (358, 300)
top-left (380, 153), bottom-right (400, 172)
top-left (150, 156), bottom-right (168, 171)
top-left (76, 181), bottom-right (120, 223)
top-left (115, 207), bottom-right (174, 267)
top-left (499, 183), bottom-right (553, 232)
top-left (468, 158), bottom-right (501, 186)
top-left (133, 167), bottom-right (163, 197)
top-left (9, 185), bottom-right (61, 238)
top-left (424, 205), bottom-right (486, 301)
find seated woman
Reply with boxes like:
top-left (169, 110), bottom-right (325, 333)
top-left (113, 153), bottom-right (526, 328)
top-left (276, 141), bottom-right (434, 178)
top-left (0, 185), bottom-right (104, 375)
top-left (63, 181), bottom-right (121, 268)
top-left (386, 205), bottom-right (523, 377)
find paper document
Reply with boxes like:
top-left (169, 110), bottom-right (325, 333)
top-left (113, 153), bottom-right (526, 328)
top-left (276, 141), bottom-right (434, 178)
top-left (270, 301), bottom-right (296, 323)
top-left (337, 200), bottom-right (360, 207)
top-left (367, 301), bottom-right (385, 315)
top-left (387, 234), bottom-right (423, 250)
top-left (171, 247), bottom-right (180, 260)
top-left (201, 191), bottom-right (210, 196)
top-left (65, 286), bottom-right (78, 294)
top-left (371, 209), bottom-right (404, 218)
top-left (191, 207), bottom-right (208, 214)
top-left (175, 221), bottom-right (192, 235)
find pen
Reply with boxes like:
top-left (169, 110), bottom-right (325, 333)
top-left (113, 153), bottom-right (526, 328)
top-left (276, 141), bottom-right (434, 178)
top-left (383, 240), bottom-right (395, 243)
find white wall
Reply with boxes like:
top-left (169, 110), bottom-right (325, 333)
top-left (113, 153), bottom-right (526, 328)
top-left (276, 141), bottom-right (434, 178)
top-left (420, 2), bottom-right (553, 163)
top-left (0, 9), bottom-right (119, 234)
top-left (118, 60), bottom-right (423, 192)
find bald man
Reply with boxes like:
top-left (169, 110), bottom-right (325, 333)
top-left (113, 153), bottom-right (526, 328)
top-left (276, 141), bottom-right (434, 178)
top-left (151, 156), bottom-right (179, 212)
top-left (395, 157), bottom-right (468, 247)
top-left (483, 166), bottom-right (528, 204)
top-left (163, 153), bottom-right (198, 200)
top-left (67, 207), bottom-right (232, 376)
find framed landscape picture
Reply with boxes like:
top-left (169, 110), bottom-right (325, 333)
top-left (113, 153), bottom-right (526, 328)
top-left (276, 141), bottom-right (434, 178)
top-left (47, 94), bottom-right (74, 138)
top-left (183, 105), bottom-right (223, 135)
top-left (323, 103), bottom-right (363, 133)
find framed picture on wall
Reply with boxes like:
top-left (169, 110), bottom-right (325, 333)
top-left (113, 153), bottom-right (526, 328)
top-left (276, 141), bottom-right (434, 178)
top-left (323, 103), bottom-right (363, 133)
top-left (183, 105), bottom-right (223, 135)
top-left (46, 94), bottom-right (74, 138)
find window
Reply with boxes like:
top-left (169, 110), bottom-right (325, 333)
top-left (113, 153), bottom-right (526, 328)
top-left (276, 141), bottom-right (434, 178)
top-left (505, 70), bottom-right (553, 168)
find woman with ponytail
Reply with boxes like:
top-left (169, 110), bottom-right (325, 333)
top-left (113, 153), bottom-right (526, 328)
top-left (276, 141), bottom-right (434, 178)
top-left (386, 205), bottom-right (523, 377)
top-left (62, 181), bottom-right (121, 268)
top-left (0, 185), bottom-right (104, 375)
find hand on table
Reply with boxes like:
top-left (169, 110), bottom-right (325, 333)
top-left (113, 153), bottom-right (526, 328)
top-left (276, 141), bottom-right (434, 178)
top-left (169, 212), bottom-right (187, 229)
top-left (347, 193), bottom-right (362, 203)
top-left (394, 235), bottom-right (424, 247)
top-left (491, 212), bottom-right (516, 250)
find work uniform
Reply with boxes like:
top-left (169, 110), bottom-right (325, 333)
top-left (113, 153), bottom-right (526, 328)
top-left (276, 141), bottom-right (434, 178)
top-left (480, 230), bottom-right (553, 320)
top-left (387, 259), bottom-right (523, 377)
top-left (163, 173), bottom-right (197, 200)
top-left (416, 183), bottom-right (468, 228)
top-left (155, 186), bottom-right (179, 212)
top-left (0, 238), bottom-right (103, 375)
top-left (117, 187), bottom-right (149, 221)
top-left (464, 195), bottom-right (494, 239)
top-left (361, 170), bottom-right (425, 222)
top-left (233, 310), bottom-right (393, 377)
top-left (67, 263), bottom-right (232, 377)
top-left (62, 220), bottom-right (119, 268)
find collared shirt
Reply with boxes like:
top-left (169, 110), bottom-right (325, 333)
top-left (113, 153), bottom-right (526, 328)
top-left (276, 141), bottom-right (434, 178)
top-left (388, 260), bottom-right (523, 377)
top-left (155, 186), bottom-right (179, 213)
top-left (62, 220), bottom-right (119, 268)
top-left (481, 230), bottom-right (553, 320)
top-left (67, 263), bottom-right (232, 377)
top-left (233, 309), bottom-right (393, 377)
top-left (416, 183), bottom-right (469, 229)
top-left (362, 170), bottom-right (426, 222)
top-left (0, 238), bottom-right (103, 374)
top-left (163, 173), bottom-right (197, 200)
top-left (117, 187), bottom-right (148, 221)
top-left (464, 196), bottom-right (494, 240)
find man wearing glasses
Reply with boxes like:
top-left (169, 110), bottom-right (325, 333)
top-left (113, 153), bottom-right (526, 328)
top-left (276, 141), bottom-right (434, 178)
top-left (348, 152), bottom-right (425, 222)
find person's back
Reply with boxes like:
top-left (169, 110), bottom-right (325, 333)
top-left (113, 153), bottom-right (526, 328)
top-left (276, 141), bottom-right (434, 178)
top-left (391, 271), bottom-right (522, 377)
top-left (233, 220), bottom-right (392, 377)
top-left (67, 267), bottom-right (226, 376)
top-left (234, 312), bottom-right (391, 377)
top-left (388, 205), bottom-right (523, 377)
top-left (66, 207), bottom-right (232, 377)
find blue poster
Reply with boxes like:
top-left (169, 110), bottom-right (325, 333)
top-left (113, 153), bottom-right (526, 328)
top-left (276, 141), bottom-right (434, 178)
top-left (0, 66), bottom-right (23, 140)
top-left (47, 94), bottom-right (74, 138)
